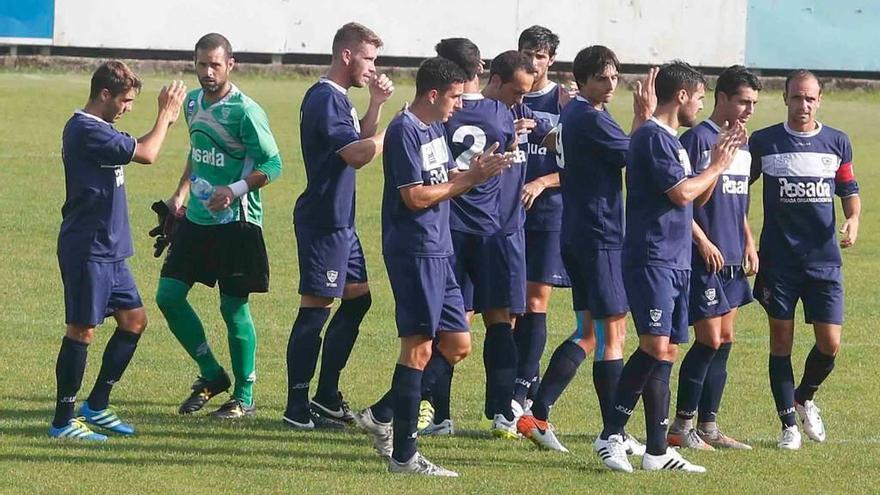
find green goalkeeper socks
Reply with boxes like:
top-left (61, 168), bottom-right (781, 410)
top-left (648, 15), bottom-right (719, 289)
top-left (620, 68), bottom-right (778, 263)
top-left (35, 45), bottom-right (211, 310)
top-left (156, 277), bottom-right (223, 381)
top-left (220, 294), bottom-right (257, 407)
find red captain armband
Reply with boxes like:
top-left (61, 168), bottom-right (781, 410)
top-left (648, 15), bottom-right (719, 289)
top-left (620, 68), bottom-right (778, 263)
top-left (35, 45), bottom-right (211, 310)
top-left (836, 162), bottom-right (855, 183)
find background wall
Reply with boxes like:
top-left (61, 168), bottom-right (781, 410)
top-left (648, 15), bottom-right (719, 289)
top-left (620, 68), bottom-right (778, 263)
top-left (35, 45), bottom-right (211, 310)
top-left (0, 0), bottom-right (877, 72)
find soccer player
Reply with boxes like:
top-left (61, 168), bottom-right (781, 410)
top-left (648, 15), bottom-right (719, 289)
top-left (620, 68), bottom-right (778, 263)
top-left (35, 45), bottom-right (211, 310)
top-left (285, 22), bottom-right (394, 429)
top-left (157, 33), bottom-right (283, 419)
top-left (517, 45), bottom-right (655, 454)
top-left (750, 70), bottom-right (860, 450)
top-left (51, 61), bottom-right (185, 440)
top-left (514, 25), bottom-right (570, 410)
top-left (667, 65), bottom-right (762, 451)
top-left (354, 57), bottom-right (512, 476)
top-left (415, 38), bottom-right (517, 437)
top-left (595, 61), bottom-right (745, 473)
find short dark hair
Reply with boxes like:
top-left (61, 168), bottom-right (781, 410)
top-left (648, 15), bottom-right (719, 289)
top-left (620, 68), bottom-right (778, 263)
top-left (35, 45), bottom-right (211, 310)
top-left (195, 32), bottom-right (233, 59)
top-left (518, 25), bottom-right (560, 56)
top-left (655, 60), bottom-right (706, 104)
top-left (332, 22), bottom-right (383, 55)
top-left (435, 38), bottom-right (482, 80)
top-left (416, 57), bottom-right (467, 96)
top-left (489, 50), bottom-right (535, 84)
top-left (714, 65), bottom-right (762, 105)
top-left (784, 69), bottom-right (823, 95)
top-left (88, 60), bottom-right (142, 101)
top-left (572, 45), bottom-right (620, 86)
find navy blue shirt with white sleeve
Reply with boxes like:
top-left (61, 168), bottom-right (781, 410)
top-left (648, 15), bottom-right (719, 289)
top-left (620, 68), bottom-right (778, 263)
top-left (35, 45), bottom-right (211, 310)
top-left (445, 94), bottom-right (516, 235)
top-left (294, 78), bottom-right (362, 228)
top-left (58, 110), bottom-right (137, 263)
top-left (623, 118), bottom-right (693, 269)
top-left (382, 110), bottom-right (457, 257)
top-left (523, 82), bottom-right (563, 231)
top-left (750, 122), bottom-right (859, 269)
top-left (557, 96), bottom-right (629, 249)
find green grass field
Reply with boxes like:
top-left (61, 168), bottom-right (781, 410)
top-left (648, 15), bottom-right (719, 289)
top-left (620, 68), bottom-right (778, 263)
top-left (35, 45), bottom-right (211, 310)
top-left (1, 70), bottom-right (878, 494)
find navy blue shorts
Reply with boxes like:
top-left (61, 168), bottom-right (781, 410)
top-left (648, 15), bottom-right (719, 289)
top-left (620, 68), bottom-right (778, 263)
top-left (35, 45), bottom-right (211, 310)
top-left (754, 266), bottom-right (844, 325)
top-left (624, 265), bottom-right (690, 344)
top-left (490, 229), bottom-right (527, 315)
top-left (451, 230), bottom-right (502, 313)
top-left (295, 225), bottom-right (368, 298)
top-left (60, 258), bottom-right (143, 326)
top-left (525, 229), bottom-right (571, 287)
top-left (384, 255), bottom-right (469, 337)
top-left (562, 246), bottom-right (628, 319)
top-left (688, 265), bottom-right (753, 324)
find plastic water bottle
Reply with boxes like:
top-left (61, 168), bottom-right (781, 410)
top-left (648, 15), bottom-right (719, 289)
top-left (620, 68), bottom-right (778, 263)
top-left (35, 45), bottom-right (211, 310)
top-left (190, 176), bottom-right (234, 224)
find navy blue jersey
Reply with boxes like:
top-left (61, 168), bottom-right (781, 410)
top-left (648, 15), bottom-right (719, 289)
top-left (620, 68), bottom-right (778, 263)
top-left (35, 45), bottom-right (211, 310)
top-left (58, 110), bottom-right (137, 262)
top-left (750, 122), bottom-right (859, 268)
top-left (499, 103), bottom-right (552, 233)
top-left (623, 118), bottom-right (694, 269)
top-left (682, 120), bottom-right (752, 267)
top-left (294, 78), bottom-right (362, 228)
top-left (557, 96), bottom-right (629, 249)
top-left (523, 82), bottom-right (563, 231)
top-left (382, 111), bottom-right (457, 257)
top-left (445, 94), bottom-right (516, 234)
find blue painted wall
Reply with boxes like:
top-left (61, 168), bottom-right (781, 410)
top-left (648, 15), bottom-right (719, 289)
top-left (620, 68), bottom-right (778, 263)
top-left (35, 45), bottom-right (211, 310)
top-left (746, 1), bottom-right (880, 72)
top-left (0, 0), bottom-right (55, 39)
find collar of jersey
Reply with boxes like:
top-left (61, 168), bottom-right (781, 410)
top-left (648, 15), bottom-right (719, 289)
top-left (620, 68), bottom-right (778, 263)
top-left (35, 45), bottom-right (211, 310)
top-left (784, 120), bottom-right (823, 138)
top-left (650, 116), bottom-right (678, 136)
top-left (403, 109), bottom-right (430, 130)
top-left (525, 81), bottom-right (557, 98)
top-left (74, 109), bottom-right (112, 127)
top-left (319, 77), bottom-right (348, 95)
top-left (198, 84), bottom-right (239, 110)
top-left (704, 118), bottom-right (722, 133)
top-left (462, 93), bottom-right (484, 101)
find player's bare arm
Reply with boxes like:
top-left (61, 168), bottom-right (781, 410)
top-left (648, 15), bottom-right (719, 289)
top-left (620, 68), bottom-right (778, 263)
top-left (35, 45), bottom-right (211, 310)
top-left (840, 195), bottom-right (861, 248)
top-left (359, 73), bottom-right (395, 138)
top-left (521, 172), bottom-right (560, 210)
top-left (743, 215), bottom-right (759, 275)
top-left (338, 134), bottom-right (385, 169)
top-left (693, 220), bottom-right (724, 273)
top-left (132, 80), bottom-right (187, 164)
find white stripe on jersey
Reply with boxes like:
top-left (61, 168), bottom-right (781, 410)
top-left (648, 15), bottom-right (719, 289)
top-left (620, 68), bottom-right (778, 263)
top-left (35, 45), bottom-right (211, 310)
top-left (420, 137), bottom-right (450, 172)
top-left (532, 110), bottom-right (559, 126)
top-left (697, 148), bottom-right (751, 176)
top-left (761, 152), bottom-right (841, 178)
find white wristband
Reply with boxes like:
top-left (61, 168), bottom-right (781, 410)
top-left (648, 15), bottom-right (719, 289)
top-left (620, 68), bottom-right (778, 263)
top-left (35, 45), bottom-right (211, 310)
top-left (229, 180), bottom-right (249, 198)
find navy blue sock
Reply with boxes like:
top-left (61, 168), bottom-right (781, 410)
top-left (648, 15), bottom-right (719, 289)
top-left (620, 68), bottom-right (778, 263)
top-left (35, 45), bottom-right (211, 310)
top-left (514, 313), bottom-right (547, 406)
top-left (675, 341), bottom-right (717, 420)
top-left (391, 364), bottom-right (422, 463)
top-left (601, 348), bottom-right (658, 439)
top-left (371, 388), bottom-right (395, 424)
top-left (53, 337), bottom-right (89, 428)
top-left (315, 293), bottom-right (371, 406)
top-left (484, 322), bottom-right (518, 420)
top-left (86, 328), bottom-right (141, 411)
top-left (698, 342), bottom-right (731, 424)
top-left (433, 366), bottom-right (453, 423)
top-left (643, 360), bottom-right (673, 455)
top-left (531, 340), bottom-right (585, 421)
top-left (420, 351), bottom-right (452, 401)
top-left (284, 307), bottom-right (330, 420)
top-left (593, 359), bottom-right (624, 428)
top-left (769, 354), bottom-right (797, 428)
top-left (794, 345), bottom-right (836, 404)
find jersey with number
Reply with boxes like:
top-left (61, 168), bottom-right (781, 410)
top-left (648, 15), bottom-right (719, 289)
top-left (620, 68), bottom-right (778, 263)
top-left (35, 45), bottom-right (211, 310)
top-left (184, 85), bottom-right (282, 227)
top-left (444, 94), bottom-right (516, 234)
top-left (623, 118), bottom-right (693, 269)
top-left (382, 110), bottom-right (458, 257)
top-left (58, 110), bottom-right (137, 262)
top-left (499, 103), bottom-right (552, 233)
top-left (557, 96), bottom-right (629, 249)
top-left (522, 82), bottom-right (562, 231)
top-left (750, 122), bottom-right (859, 268)
top-left (681, 119), bottom-right (752, 267)
top-left (295, 78), bottom-right (362, 228)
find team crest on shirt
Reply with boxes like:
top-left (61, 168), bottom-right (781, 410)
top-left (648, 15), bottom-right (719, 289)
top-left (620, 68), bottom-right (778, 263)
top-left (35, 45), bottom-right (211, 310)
top-left (220, 106), bottom-right (232, 121)
top-left (821, 156), bottom-right (835, 172)
top-left (649, 309), bottom-right (663, 326)
top-left (326, 270), bottom-right (339, 287)
top-left (186, 99), bottom-right (196, 117)
top-left (705, 288), bottom-right (718, 306)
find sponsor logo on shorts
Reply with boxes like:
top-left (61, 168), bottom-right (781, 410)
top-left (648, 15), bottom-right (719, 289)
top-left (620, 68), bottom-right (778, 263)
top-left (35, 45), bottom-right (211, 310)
top-left (762, 287), bottom-right (771, 305)
top-left (649, 308), bottom-right (663, 327)
top-left (705, 288), bottom-right (718, 306)
top-left (326, 270), bottom-right (339, 288)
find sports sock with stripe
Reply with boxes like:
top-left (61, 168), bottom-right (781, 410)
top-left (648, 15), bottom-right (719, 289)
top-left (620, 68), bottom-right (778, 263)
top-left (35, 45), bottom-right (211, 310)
top-left (644, 360), bottom-right (673, 455)
top-left (156, 277), bottom-right (223, 381)
top-left (315, 292), bottom-right (371, 406)
top-left (513, 313), bottom-right (547, 406)
top-left (53, 336), bottom-right (89, 428)
top-left (698, 342), bottom-right (731, 424)
top-left (220, 294), bottom-right (257, 407)
top-left (86, 328), bottom-right (141, 411)
top-left (284, 306), bottom-right (330, 419)
top-left (769, 354), bottom-right (797, 428)
top-left (391, 364), bottom-right (422, 463)
top-left (794, 345), bottom-right (836, 404)
top-left (675, 341), bottom-right (717, 420)
top-left (601, 348), bottom-right (658, 439)
top-left (593, 358), bottom-right (624, 428)
top-left (531, 339), bottom-right (585, 421)
top-left (484, 322), bottom-right (518, 421)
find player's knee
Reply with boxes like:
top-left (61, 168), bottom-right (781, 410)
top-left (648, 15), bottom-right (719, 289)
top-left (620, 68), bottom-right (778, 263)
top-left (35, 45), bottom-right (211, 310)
top-left (697, 332), bottom-right (723, 350)
top-left (155, 278), bottom-right (188, 313)
top-left (66, 325), bottom-right (95, 344)
top-left (526, 296), bottom-right (547, 314)
top-left (341, 290), bottom-right (372, 318)
top-left (128, 314), bottom-right (148, 334)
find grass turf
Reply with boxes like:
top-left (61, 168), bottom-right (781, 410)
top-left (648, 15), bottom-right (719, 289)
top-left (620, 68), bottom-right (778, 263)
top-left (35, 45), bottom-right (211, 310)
top-left (0, 71), bottom-right (878, 494)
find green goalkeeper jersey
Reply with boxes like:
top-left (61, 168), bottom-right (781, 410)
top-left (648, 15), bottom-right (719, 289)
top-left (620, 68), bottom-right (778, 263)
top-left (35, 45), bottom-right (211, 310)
top-left (184, 85), bottom-right (282, 227)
